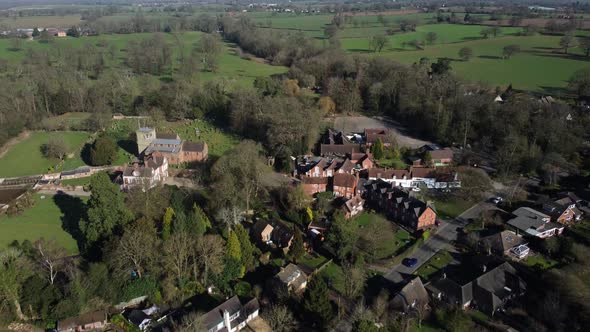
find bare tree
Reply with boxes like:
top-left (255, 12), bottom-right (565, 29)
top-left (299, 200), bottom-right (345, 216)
top-left (109, 219), bottom-right (160, 279)
top-left (342, 263), bottom-right (366, 300)
top-left (33, 238), bottom-right (68, 285)
top-left (164, 229), bottom-right (195, 285)
top-left (193, 235), bottom-right (225, 287)
top-left (263, 304), bottom-right (297, 332)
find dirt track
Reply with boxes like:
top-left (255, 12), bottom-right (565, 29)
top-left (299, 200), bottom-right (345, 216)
top-left (332, 115), bottom-right (431, 149)
top-left (0, 131), bottom-right (29, 159)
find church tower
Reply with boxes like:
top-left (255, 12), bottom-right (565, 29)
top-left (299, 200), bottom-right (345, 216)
top-left (135, 127), bottom-right (156, 156)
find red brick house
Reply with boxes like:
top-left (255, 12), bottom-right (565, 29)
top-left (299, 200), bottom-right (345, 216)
top-left (300, 177), bottom-right (329, 196)
top-left (429, 148), bottom-right (454, 166)
top-left (365, 179), bottom-right (437, 231)
top-left (340, 194), bottom-right (365, 219)
top-left (333, 173), bottom-right (357, 199)
top-left (364, 128), bottom-right (392, 147)
top-left (543, 196), bottom-right (583, 225)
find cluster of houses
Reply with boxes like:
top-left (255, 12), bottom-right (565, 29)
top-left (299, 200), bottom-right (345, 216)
top-left (3, 27), bottom-right (67, 38)
top-left (121, 127), bottom-right (208, 190)
top-left (296, 128), bottom-right (460, 232)
top-left (56, 296), bottom-right (260, 332)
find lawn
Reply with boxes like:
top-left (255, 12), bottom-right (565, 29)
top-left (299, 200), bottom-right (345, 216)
top-left (320, 261), bottom-right (345, 294)
top-left (59, 177), bottom-right (91, 187)
top-left (299, 252), bottom-right (330, 270)
top-left (0, 131), bottom-right (90, 178)
top-left (427, 195), bottom-right (473, 219)
top-left (522, 253), bottom-right (559, 270)
top-left (415, 250), bottom-right (453, 280)
top-left (160, 120), bottom-right (241, 160)
top-left (355, 212), bottom-right (413, 259)
top-left (0, 194), bottom-right (82, 254)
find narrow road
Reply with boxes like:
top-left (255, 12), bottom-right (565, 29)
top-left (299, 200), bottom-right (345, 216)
top-left (38, 189), bottom-right (91, 197)
top-left (383, 200), bottom-right (496, 284)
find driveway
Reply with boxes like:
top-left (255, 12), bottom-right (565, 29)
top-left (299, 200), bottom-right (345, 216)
top-left (332, 115), bottom-right (432, 149)
top-left (383, 200), bottom-right (499, 284)
top-left (38, 189), bottom-right (91, 197)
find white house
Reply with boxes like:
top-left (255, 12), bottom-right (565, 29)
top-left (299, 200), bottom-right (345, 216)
top-left (122, 153), bottom-right (168, 191)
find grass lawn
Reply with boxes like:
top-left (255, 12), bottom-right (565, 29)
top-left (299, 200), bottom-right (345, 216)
top-left (59, 177), bottom-right (91, 187)
top-left (570, 219), bottom-right (590, 242)
top-left (160, 120), bottom-right (241, 159)
top-left (320, 261), bottom-right (345, 294)
top-left (415, 250), bottom-right (453, 280)
top-left (522, 253), bottom-right (559, 270)
top-left (0, 194), bottom-right (82, 254)
top-left (299, 252), bottom-right (330, 270)
top-left (355, 212), bottom-right (413, 259)
top-left (427, 195), bottom-right (473, 219)
top-left (0, 131), bottom-right (90, 177)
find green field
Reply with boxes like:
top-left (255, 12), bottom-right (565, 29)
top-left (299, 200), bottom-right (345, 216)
top-left (338, 24), bottom-right (590, 91)
top-left (0, 31), bottom-right (286, 87)
top-left (0, 131), bottom-right (90, 178)
top-left (0, 194), bottom-right (81, 254)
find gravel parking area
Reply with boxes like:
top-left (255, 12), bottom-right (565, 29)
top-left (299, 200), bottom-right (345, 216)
top-left (332, 115), bottom-right (432, 149)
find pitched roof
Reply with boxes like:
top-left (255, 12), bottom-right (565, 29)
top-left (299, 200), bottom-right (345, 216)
top-left (480, 230), bottom-right (524, 252)
top-left (156, 132), bottom-right (179, 140)
top-left (391, 277), bottom-right (429, 311)
top-left (429, 148), bottom-right (454, 160)
top-left (300, 176), bottom-right (329, 185)
top-left (276, 263), bottom-right (307, 290)
top-left (364, 128), bottom-right (390, 144)
top-left (123, 165), bottom-right (153, 177)
top-left (333, 173), bottom-right (356, 188)
top-left (338, 159), bottom-right (355, 173)
top-left (203, 296), bottom-right (243, 331)
top-left (182, 141), bottom-right (206, 152)
top-left (58, 311), bottom-right (106, 330)
top-left (320, 144), bottom-right (360, 156)
top-left (410, 167), bottom-right (437, 178)
top-left (343, 195), bottom-right (364, 213)
top-left (367, 168), bottom-right (410, 179)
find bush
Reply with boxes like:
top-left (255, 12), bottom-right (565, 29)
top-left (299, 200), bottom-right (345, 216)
top-left (234, 281), bottom-right (253, 297)
top-left (120, 277), bottom-right (159, 302)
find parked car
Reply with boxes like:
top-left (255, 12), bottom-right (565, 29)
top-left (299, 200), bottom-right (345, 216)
top-left (491, 196), bottom-right (503, 205)
top-left (402, 258), bottom-right (418, 267)
top-left (412, 187), bottom-right (421, 192)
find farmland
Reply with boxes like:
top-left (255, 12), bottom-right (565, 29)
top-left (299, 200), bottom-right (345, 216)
top-left (246, 10), bottom-right (590, 92)
top-left (0, 131), bottom-right (90, 178)
top-left (0, 31), bottom-right (286, 87)
top-left (0, 14), bottom-right (82, 29)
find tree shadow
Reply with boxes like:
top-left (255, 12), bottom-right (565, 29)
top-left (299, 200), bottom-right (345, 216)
top-left (538, 86), bottom-right (570, 97)
top-left (81, 143), bottom-right (93, 165)
top-left (53, 194), bottom-right (86, 252)
top-left (462, 36), bottom-right (483, 41)
top-left (478, 55), bottom-right (502, 60)
top-left (118, 139), bottom-right (137, 156)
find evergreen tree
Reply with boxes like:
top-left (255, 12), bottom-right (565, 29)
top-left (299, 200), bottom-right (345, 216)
top-left (32, 28), bottom-right (40, 37)
top-left (234, 224), bottom-right (258, 272)
top-left (220, 230), bottom-right (244, 287)
top-left (371, 139), bottom-right (384, 160)
top-left (89, 136), bottom-right (117, 166)
top-left (288, 227), bottom-right (305, 263)
top-left (81, 172), bottom-right (132, 247)
top-left (188, 204), bottom-right (211, 236)
top-left (303, 276), bottom-right (333, 329)
top-left (162, 207), bottom-right (174, 241)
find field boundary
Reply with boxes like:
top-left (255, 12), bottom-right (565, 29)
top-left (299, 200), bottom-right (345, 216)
top-left (0, 131), bottom-right (30, 159)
